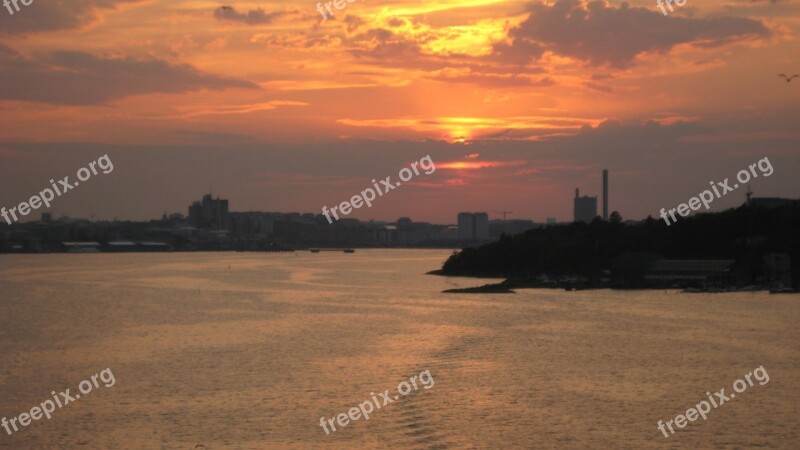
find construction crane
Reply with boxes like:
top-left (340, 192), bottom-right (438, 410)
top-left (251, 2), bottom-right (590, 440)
top-left (493, 211), bottom-right (513, 234)
top-left (493, 210), bottom-right (513, 221)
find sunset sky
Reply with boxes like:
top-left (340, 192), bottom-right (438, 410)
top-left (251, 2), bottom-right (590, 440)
top-left (0, 0), bottom-right (798, 223)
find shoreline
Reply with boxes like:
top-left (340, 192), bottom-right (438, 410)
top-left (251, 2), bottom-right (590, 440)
top-left (429, 270), bottom-right (794, 294)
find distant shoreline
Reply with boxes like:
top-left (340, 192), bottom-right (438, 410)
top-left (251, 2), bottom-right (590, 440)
top-left (428, 270), bottom-right (793, 294)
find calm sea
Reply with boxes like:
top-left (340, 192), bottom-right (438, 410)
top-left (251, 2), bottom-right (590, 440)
top-left (0, 250), bottom-right (797, 449)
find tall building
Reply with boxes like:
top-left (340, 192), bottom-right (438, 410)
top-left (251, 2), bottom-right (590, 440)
top-left (188, 194), bottom-right (229, 230)
top-left (573, 188), bottom-right (597, 223)
top-left (458, 212), bottom-right (490, 241)
top-left (603, 169), bottom-right (609, 221)
top-left (458, 212), bottom-right (474, 240)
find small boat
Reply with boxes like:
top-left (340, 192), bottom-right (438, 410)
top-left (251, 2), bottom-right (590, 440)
top-left (343, 249), bottom-right (355, 253)
top-left (309, 248), bottom-right (320, 253)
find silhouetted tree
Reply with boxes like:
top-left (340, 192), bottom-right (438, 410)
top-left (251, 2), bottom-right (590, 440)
top-left (441, 203), bottom-right (800, 281)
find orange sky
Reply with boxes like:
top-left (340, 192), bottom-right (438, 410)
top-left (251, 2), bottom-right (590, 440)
top-left (0, 0), bottom-right (799, 223)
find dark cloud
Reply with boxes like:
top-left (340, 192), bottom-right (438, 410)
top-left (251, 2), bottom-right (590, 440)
top-left (214, 6), bottom-right (284, 25)
top-left (348, 28), bottom-right (435, 69)
top-left (343, 15), bottom-right (366, 33)
top-left (499, 0), bottom-right (771, 68)
top-left (0, 44), bottom-right (257, 105)
top-left (0, 0), bottom-right (146, 35)
top-left (490, 39), bottom-right (545, 66)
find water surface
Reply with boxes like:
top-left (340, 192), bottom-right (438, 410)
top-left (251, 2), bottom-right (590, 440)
top-left (0, 250), bottom-right (797, 448)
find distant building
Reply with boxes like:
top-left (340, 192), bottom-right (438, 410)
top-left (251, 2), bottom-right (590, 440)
top-left (458, 212), bottom-right (489, 241)
top-left (229, 212), bottom-right (274, 236)
top-left (188, 194), bottom-right (229, 230)
top-left (603, 169), bottom-right (609, 221)
top-left (41, 213), bottom-right (52, 223)
top-left (458, 213), bottom-right (474, 240)
top-left (106, 241), bottom-right (138, 252)
top-left (377, 225), bottom-right (397, 244)
top-left (397, 217), bottom-right (412, 231)
top-left (611, 252), bottom-right (736, 288)
top-left (138, 242), bottom-right (170, 252)
top-left (546, 218), bottom-right (556, 225)
top-left (644, 260), bottom-right (735, 286)
top-left (573, 188), bottom-right (597, 223)
top-left (62, 242), bottom-right (101, 253)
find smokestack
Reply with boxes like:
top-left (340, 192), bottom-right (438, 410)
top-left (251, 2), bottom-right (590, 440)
top-left (575, 188), bottom-right (579, 199)
top-left (602, 169), bottom-right (608, 220)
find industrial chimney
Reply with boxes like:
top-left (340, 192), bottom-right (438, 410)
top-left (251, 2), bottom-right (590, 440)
top-left (602, 170), bottom-right (608, 221)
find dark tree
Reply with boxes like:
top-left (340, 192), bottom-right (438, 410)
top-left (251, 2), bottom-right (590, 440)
top-left (441, 202), bottom-right (800, 283)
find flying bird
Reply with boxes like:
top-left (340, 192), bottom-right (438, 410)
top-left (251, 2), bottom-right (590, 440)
top-left (778, 74), bottom-right (799, 83)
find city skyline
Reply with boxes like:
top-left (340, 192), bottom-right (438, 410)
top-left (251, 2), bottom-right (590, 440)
top-left (0, 166), bottom-right (778, 226)
top-left (1, 1), bottom-right (799, 223)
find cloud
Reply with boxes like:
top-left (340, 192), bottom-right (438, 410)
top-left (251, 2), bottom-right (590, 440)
top-left (345, 28), bottom-right (553, 88)
top-left (0, 0), bottom-right (147, 35)
top-left (340, 1), bottom-right (769, 89)
top-left (0, 45), bottom-right (257, 105)
top-left (214, 6), bottom-right (284, 25)
top-left (498, 0), bottom-right (771, 68)
top-left (584, 81), bottom-right (613, 93)
top-left (426, 70), bottom-right (555, 88)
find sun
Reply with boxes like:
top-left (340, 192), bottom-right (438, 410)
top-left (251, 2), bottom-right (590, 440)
top-left (447, 126), bottom-right (472, 144)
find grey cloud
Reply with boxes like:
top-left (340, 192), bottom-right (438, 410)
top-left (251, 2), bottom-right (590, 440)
top-left (0, 44), bottom-right (257, 105)
top-left (0, 0), bottom-right (146, 35)
top-left (501, 0), bottom-right (770, 68)
top-left (214, 6), bottom-right (284, 25)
